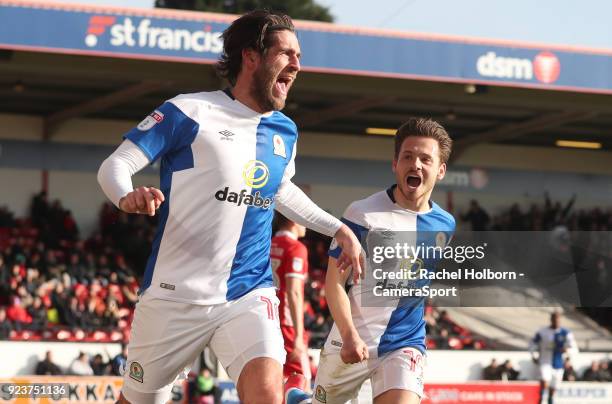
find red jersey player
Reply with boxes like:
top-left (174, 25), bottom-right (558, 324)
top-left (271, 214), bottom-right (311, 393)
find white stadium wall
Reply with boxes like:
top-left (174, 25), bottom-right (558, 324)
top-left (1, 340), bottom-right (610, 382)
top-left (1, 112), bottom-right (612, 235)
top-left (0, 341), bottom-right (122, 377)
top-left (0, 168), bottom-right (41, 219)
top-left (425, 350), bottom-right (611, 382)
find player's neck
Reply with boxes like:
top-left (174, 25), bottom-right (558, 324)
top-left (393, 186), bottom-right (431, 213)
top-left (231, 80), bottom-right (268, 114)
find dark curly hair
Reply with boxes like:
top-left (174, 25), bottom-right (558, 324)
top-left (216, 10), bottom-right (295, 86)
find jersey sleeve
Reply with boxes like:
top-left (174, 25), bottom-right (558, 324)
top-left (565, 329), bottom-right (579, 355)
top-left (123, 101), bottom-right (199, 163)
top-left (529, 331), bottom-right (541, 354)
top-left (280, 140), bottom-right (297, 184)
top-left (329, 202), bottom-right (368, 259)
top-left (285, 243), bottom-right (308, 280)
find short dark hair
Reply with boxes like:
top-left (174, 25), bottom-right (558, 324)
top-left (273, 212), bottom-right (293, 231)
top-left (217, 10), bottom-right (295, 85)
top-left (394, 117), bottom-right (452, 163)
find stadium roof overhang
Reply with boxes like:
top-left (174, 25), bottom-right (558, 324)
top-left (1, 0), bottom-right (612, 157)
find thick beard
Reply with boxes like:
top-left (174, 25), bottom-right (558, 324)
top-left (252, 64), bottom-right (285, 112)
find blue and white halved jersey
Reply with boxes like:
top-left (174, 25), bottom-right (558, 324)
top-left (326, 186), bottom-right (455, 357)
top-left (530, 327), bottom-right (578, 369)
top-left (124, 90), bottom-right (298, 304)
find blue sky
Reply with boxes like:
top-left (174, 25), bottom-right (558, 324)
top-left (54, 0), bottom-right (612, 49)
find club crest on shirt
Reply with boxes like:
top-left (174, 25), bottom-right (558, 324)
top-left (314, 385), bottom-right (327, 403)
top-left (137, 110), bottom-right (164, 131)
top-left (129, 361), bottom-right (144, 383)
top-left (273, 134), bottom-right (286, 158)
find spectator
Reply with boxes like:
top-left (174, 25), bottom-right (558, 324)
top-left (435, 329), bottom-right (451, 349)
top-left (6, 296), bottom-right (31, 331)
top-left (35, 351), bottom-right (63, 375)
top-left (499, 359), bottom-right (519, 381)
top-left (482, 358), bottom-right (499, 380)
top-left (111, 343), bottom-right (128, 376)
top-left (90, 353), bottom-right (109, 376)
top-left (0, 255), bottom-right (10, 300)
top-left (65, 296), bottom-right (88, 330)
top-left (66, 253), bottom-right (86, 284)
top-left (0, 308), bottom-right (13, 339)
top-left (582, 361), bottom-right (600, 381)
top-left (461, 200), bottom-right (490, 231)
top-left (30, 191), bottom-right (49, 228)
top-left (27, 296), bottom-right (48, 331)
top-left (194, 367), bottom-right (216, 404)
top-left (598, 360), bottom-right (612, 382)
top-left (68, 352), bottom-right (93, 376)
top-left (562, 358), bottom-right (578, 381)
top-left (102, 298), bottom-right (121, 329)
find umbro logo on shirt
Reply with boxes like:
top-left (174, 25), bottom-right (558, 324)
top-left (219, 130), bottom-right (235, 141)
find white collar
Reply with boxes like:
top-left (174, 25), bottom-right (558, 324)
top-left (275, 230), bottom-right (298, 240)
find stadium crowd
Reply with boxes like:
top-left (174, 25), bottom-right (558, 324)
top-left (1, 192), bottom-right (478, 350)
top-left (481, 357), bottom-right (612, 382)
top-left (1, 191), bottom-right (610, 347)
top-left (461, 196), bottom-right (612, 328)
top-left (34, 346), bottom-right (128, 376)
top-left (0, 193), bottom-right (142, 343)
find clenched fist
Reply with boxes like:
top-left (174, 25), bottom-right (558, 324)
top-left (119, 186), bottom-right (165, 216)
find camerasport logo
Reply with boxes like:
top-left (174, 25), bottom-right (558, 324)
top-left (84, 15), bottom-right (223, 54)
top-left (476, 51), bottom-right (560, 84)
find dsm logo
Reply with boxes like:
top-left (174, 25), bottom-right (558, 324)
top-left (476, 51), bottom-right (560, 84)
top-left (84, 15), bottom-right (223, 54)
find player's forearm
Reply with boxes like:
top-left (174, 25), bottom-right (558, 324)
top-left (97, 140), bottom-right (150, 208)
top-left (325, 258), bottom-right (358, 340)
top-left (288, 289), bottom-right (305, 341)
top-left (275, 181), bottom-right (342, 237)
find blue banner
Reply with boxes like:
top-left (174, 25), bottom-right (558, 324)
top-left (1, 1), bottom-right (612, 93)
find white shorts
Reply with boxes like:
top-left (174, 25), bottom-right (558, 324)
top-left (122, 287), bottom-right (285, 404)
top-left (313, 347), bottom-right (425, 404)
top-left (539, 364), bottom-right (564, 388)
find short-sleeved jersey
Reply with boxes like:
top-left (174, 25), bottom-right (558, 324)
top-left (530, 327), bottom-right (578, 369)
top-left (326, 186), bottom-right (455, 358)
top-left (124, 90), bottom-right (298, 304)
top-left (270, 230), bottom-right (308, 327)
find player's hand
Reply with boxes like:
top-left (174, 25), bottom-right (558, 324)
top-left (334, 225), bottom-right (365, 284)
top-left (289, 338), bottom-right (307, 364)
top-left (119, 186), bottom-right (164, 216)
top-left (340, 331), bottom-right (368, 364)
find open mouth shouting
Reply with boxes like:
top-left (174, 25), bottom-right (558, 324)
top-left (406, 174), bottom-right (422, 191)
top-left (274, 74), bottom-right (294, 97)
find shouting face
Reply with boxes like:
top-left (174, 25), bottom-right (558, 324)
top-left (392, 136), bottom-right (446, 211)
top-left (251, 30), bottom-right (301, 111)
